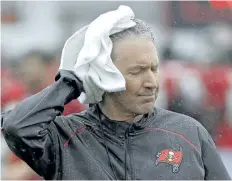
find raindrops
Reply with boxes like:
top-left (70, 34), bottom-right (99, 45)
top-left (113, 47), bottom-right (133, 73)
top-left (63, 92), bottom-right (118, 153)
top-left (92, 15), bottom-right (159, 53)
top-left (20, 148), bottom-right (26, 152)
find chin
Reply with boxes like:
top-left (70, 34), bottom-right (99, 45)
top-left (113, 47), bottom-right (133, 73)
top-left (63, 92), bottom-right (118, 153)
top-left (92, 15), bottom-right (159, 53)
top-left (137, 102), bottom-right (155, 114)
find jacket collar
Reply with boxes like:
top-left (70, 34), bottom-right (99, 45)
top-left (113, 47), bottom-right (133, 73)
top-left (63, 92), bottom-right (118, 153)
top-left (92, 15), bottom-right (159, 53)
top-left (85, 104), bottom-right (156, 135)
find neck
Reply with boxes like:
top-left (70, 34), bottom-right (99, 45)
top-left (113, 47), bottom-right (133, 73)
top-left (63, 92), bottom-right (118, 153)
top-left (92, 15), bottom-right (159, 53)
top-left (99, 96), bottom-right (142, 123)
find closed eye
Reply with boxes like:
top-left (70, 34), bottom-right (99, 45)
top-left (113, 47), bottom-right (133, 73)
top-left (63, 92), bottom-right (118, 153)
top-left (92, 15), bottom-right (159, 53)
top-left (151, 65), bottom-right (159, 72)
top-left (129, 70), bottom-right (142, 75)
top-left (129, 67), bottom-right (145, 75)
top-left (128, 64), bottom-right (158, 75)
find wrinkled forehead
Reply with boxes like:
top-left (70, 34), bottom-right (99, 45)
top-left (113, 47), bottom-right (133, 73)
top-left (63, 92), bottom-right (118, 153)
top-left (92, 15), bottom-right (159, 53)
top-left (111, 36), bottom-right (159, 67)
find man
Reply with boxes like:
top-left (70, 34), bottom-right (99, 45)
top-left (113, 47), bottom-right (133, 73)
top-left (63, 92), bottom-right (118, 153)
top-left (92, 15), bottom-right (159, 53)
top-left (1, 19), bottom-right (230, 180)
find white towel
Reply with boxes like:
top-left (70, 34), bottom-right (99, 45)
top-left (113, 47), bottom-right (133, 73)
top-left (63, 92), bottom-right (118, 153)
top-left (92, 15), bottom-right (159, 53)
top-left (59, 5), bottom-right (136, 104)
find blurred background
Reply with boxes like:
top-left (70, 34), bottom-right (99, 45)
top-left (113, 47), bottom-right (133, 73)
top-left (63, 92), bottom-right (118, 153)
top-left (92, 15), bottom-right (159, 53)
top-left (1, 1), bottom-right (232, 179)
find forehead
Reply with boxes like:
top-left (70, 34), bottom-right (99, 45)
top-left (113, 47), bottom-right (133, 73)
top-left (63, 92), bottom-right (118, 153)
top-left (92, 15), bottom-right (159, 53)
top-left (112, 37), bottom-right (159, 68)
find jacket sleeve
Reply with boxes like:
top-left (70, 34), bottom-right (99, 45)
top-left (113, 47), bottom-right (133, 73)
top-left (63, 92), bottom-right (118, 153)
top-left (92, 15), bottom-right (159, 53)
top-left (1, 70), bottom-right (83, 179)
top-left (197, 125), bottom-right (231, 180)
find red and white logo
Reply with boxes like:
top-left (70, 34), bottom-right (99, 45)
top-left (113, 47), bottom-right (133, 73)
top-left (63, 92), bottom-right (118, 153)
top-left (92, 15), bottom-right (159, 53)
top-left (156, 148), bottom-right (183, 173)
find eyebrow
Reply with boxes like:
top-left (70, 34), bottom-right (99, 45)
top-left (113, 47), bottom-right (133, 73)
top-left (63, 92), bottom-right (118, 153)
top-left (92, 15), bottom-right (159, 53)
top-left (128, 64), bottom-right (159, 70)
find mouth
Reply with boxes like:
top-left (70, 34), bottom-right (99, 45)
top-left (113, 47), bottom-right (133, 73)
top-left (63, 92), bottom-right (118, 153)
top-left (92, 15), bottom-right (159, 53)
top-left (138, 94), bottom-right (156, 96)
top-left (138, 94), bottom-right (156, 102)
top-left (138, 92), bottom-right (156, 97)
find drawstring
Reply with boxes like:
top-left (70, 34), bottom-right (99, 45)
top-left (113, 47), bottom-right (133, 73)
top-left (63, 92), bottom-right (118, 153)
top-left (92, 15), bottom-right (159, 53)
top-left (97, 107), bottom-right (117, 180)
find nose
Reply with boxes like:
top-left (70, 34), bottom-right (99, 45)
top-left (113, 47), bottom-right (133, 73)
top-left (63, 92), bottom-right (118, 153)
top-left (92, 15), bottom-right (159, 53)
top-left (143, 71), bottom-right (158, 89)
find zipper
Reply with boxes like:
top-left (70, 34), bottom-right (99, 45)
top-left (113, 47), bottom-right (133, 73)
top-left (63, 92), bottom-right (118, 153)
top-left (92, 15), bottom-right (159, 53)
top-left (125, 126), bottom-right (135, 180)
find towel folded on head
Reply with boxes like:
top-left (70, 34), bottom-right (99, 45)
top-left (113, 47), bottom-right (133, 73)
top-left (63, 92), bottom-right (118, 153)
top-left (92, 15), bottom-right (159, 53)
top-left (59, 5), bottom-right (136, 104)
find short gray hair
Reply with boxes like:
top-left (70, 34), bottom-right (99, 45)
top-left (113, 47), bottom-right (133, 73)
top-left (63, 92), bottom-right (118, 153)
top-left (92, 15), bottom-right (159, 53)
top-left (110, 19), bottom-right (156, 45)
top-left (110, 19), bottom-right (157, 62)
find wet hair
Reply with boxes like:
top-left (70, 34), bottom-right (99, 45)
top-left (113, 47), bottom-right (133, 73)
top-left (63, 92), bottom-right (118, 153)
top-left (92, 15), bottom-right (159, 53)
top-left (110, 19), bottom-right (156, 45)
top-left (109, 19), bottom-right (157, 61)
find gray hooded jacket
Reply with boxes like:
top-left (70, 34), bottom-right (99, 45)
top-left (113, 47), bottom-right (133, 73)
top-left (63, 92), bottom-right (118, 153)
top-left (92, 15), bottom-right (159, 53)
top-left (1, 70), bottom-right (230, 180)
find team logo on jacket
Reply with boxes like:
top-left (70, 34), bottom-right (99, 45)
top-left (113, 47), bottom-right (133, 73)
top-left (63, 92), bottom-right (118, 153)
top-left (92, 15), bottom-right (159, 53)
top-left (155, 147), bottom-right (183, 173)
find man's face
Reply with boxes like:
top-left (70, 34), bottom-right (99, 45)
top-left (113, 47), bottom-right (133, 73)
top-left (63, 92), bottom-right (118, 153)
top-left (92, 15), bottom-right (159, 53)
top-left (110, 37), bottom-right (160, 115)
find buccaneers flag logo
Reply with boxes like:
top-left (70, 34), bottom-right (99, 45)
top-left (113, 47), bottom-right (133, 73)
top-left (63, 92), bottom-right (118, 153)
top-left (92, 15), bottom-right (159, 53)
top-left (155, 147), bottom-right (183, 173)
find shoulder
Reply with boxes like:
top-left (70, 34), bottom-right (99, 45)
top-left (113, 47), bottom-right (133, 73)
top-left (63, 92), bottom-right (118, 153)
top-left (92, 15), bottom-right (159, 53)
top-left (152, 107), bottom-right (211, 148)
top-left (154, 107), bottom-right (204, 129)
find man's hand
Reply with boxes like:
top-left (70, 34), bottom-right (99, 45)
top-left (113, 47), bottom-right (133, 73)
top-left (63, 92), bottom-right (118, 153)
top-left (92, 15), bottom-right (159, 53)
top-left (55, 70), bottom-right (84, 99)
